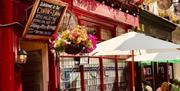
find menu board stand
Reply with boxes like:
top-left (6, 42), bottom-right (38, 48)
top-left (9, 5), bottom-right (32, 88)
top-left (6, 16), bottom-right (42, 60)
top-left (23, 0), bottom-right (67, 40)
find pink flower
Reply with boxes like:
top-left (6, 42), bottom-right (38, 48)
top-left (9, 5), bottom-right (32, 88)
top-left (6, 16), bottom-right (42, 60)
top-left (88, 34), bottom-right (97, 48)
top-left (62, 40), bottom-right (70, 46)
top-left (86, 47), bottom-right (94, 53)
top-left (85, 34), bottom-right (97, 53)
top-left (51, 33), bottom-right (59, 41)
top-left (49, 41), bottom-right (55, 48)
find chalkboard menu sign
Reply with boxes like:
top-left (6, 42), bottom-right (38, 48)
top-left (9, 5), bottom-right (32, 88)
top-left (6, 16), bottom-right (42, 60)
top-left (23, 0), bottom-right (67, 40)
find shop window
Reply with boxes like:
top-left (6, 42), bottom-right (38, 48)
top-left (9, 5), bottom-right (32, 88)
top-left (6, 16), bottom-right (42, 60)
top-left (60, 12), bottom-right (78, 31)
top-left (85, 26), bottom-right (97, 35)
top-left (78, 20), bottom-right (101, 41)
top-left (116, 25), bottom-right (126, 36)
top-left (100, 29), bottom-right (112, 40)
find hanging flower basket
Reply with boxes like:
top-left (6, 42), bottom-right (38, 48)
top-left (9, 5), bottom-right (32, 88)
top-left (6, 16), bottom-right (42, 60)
top-left (64, 43), bottom-right (84, 54)
top-left (49, 25), bottom-right (97, 54)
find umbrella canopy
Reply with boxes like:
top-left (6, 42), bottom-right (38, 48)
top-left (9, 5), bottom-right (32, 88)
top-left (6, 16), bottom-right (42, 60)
top-left (91, 50), bottom-right (139, 56)
top-left (90, 31), bottom-right (179, 91)
top-left (126, 51), bottom-right (180, 63)
top-left (92, 31), bottom-right (180, 53)
top-left (91, 49), bottom-right (179, 56)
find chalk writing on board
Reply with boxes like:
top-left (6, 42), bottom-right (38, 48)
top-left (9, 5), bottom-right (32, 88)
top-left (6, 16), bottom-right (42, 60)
top-left (23, 0), bottom-right (67, 39)
top-left (27, 1), bottom-right (65, 36)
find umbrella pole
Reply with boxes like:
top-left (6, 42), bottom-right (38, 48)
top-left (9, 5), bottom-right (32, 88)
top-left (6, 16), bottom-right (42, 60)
top-left (131, 50), bottom-right (135, 91)
top-left (166, 60), bottom-right (170, 82)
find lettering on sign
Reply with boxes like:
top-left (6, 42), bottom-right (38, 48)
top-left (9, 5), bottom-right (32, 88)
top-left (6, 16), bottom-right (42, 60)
top-left (23, 0), bottom-right (67, 40)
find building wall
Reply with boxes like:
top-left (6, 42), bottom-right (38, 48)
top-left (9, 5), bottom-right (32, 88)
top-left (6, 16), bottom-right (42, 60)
top-left (139, 10), bottom-right (179, 90)
top-left (0, 0), bottom-right (16, 91)
top-left (0, 0), bottom-right (139, 91)
top-left (144, 25), bottom-right (171, 40)
top-left (172, 27), bottom-right (180, 44)
top-left (140, 18), bottom-right (172, 41)
top-left (0, 0), bottom-right (46, 91)
top-left (0, 31), bottom-right (2, 60)
top-left (173, 64), bottom-right (180, 81)
top-left (64, 3), bottom-right (130, 42)
top-left (0, 31), bottom-right (2, 90)
top-left (172, 27), bottom-right (180, 81)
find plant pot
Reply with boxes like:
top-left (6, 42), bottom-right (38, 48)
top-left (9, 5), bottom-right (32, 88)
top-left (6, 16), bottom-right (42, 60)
top-left (65, 43), bottom-right (84, 54)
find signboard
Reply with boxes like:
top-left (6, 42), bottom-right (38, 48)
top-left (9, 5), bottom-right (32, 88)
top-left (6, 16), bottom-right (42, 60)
top-left (23, 0), bottom-right (67, 40)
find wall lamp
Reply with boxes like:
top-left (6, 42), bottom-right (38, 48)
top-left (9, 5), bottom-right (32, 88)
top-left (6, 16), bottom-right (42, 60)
top-left (16, 49), bottom-right (28, 64)
top-left (15, 49), bottom-right (28, 70)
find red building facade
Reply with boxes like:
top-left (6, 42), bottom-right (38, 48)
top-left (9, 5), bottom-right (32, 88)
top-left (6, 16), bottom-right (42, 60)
top-left (0, 0), bottom-right (140, 91)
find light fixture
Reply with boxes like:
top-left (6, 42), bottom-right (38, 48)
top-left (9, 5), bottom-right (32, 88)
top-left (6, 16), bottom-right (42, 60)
top-left (133, 13), bottom-right (136, 16)
top-left (102, 1), bottom-right (105, 4)
top-left (15, 49), bottom-right (27, 70)
top-left (172, 0), bottom-right (179, 4)
top-left (173, 0), bottom-right (180, 16)
top-left (126, 10), bottom-right (129, 13)
top-left (111, 3), bottom-right (114, 7)
top-left (16, 49), bottom-right (28, 64)
top-left (74, 57), bottom-right (80, 66)
top-left (96, 0), bottom-right (139, 17)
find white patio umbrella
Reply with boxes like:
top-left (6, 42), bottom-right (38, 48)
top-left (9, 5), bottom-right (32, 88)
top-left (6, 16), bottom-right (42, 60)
top-left (126, 51), bottom-right (180, 63)
top-left (92, 49), bottom-right (179, 56)
top-left (92, 31), bottom-right (179, 53)
top-left (90, 31), bottom-right (180, 91)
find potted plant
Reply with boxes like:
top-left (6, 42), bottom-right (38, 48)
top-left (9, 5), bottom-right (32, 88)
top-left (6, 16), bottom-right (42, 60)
top-left (49, 25), bottom-right (96, 54)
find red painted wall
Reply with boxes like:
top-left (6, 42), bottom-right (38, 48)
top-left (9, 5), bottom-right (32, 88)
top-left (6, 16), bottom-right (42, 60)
top-left (48, 50), bottom-right (59, 91)
top-left (0, 31), bottom-right (2, 91)
top-left (0, 0), bottom-right (138, 91)
top-left (0, 29), bottom-right (21, 91)
top-left (0, 31), bottom-right (2, 60)
top-left (0, 0), bottom-right (15, 91)
top-left (0, 0), bottom-right (23, 91)
top-left (14, 35), bottom-right (22, 91)
top-left (0, 30), bottom-right (15, 91)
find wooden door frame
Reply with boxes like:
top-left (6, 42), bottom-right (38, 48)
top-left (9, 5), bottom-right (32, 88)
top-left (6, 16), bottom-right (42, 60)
top-left (21, 40), bottom-right (49, 91)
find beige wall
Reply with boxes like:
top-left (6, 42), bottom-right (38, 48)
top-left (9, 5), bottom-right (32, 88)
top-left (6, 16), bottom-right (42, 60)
top-left (143, 24), bottom-right (172, 40)
top-left (172, 27), bottom-right (180, 44)
top-left (173, 64), bottom-right (180, 80)
top-left (172, 27), bottom-right (180, 81)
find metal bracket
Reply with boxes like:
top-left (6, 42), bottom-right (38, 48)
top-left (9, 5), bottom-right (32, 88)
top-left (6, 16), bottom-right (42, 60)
top-left (0, 22), bottom-right (24, 28)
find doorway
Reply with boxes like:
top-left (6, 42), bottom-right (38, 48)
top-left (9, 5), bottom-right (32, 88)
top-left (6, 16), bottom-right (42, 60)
top-left (21, 41), bottom-right (49, 91)
top-left (22, 50), bottom-right (43, 91)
